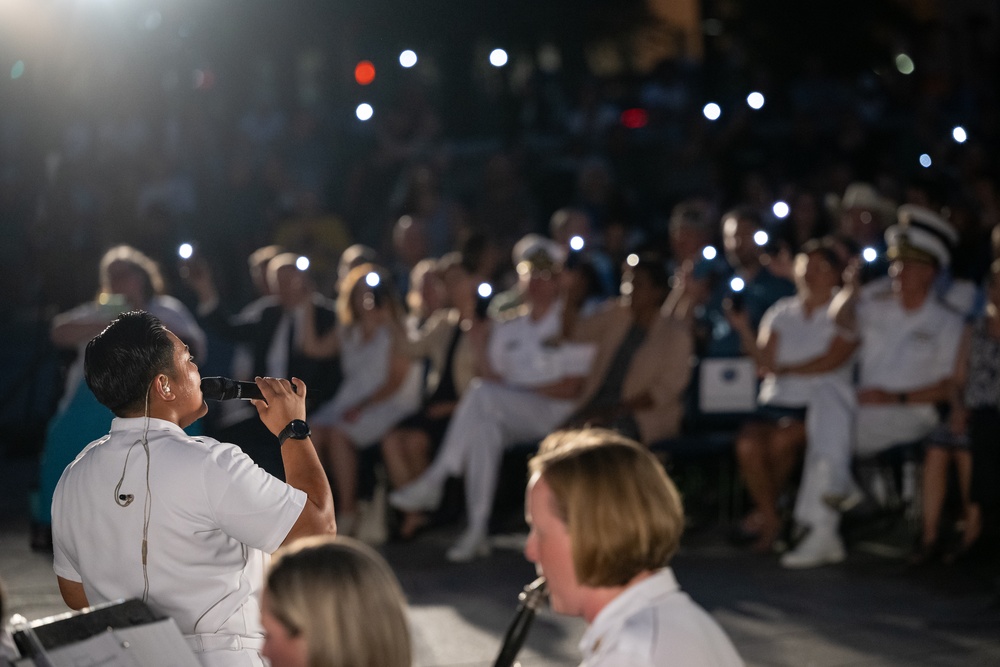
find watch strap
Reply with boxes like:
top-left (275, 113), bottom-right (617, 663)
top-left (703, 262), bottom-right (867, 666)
top-left (278, 419), bottom-right (311, 446)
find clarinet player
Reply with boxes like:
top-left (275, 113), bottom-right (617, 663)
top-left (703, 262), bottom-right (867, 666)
top-left (523, 429), bottom-right (743, 666)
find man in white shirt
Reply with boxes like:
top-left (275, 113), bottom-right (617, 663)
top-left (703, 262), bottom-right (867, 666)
top-left (390, 236), bottom-right (595, 562)
top-left (524, 429), bottom-right (743, 667)
top-left (52, 311), bottom-right (335, 666)
top-left (782, 205), bottom-right (965, 568)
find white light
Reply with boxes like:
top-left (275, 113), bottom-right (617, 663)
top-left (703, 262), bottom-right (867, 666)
top-left (477, 282), bottom-right (493, 298)
top-left (178, 243), bottom-right (194, 259)
top-left (746, 92), bottom-right (765, 110)
top-left (356, 103), bottom-right (374, 121)
top-left (626, 253), bottom-right (640, 267)
top-left (952, 126), bottom-right (967, 143)
top-left (702, 103), bottom-right (721, 121)
top-left (862, 247), bottom-right (878, 263)
top-left (772, 201), bottom-right (790, 219)
top-left (569, 235), bottom-right (585, 251)
top-left (365, 271), bottom-right (380, 287)
top-left (730, 277), bottom-right (745, 292)
top-left (399, 50), bottom-right (418, 68)
top-left (895, 53), bottom-right (915, 75)
top-left (296, 256), bottom-right (310, 271)
top-left (919, 153), bottom-right (932, 168)
top-left (754, 230), bottom-right (769, 246)
top-left (489, 49), bottom-right (508, 67)
top-left (702, 246), bottom-right (717, 261)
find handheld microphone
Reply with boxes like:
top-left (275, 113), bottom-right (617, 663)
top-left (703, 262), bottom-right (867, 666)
top-left (201, 376), bottom-right (298, 401)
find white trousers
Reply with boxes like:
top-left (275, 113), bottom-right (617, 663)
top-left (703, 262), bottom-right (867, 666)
top-left (422, 379), bottom-right (576, 534)
top-left (794, 377), bottom-right (939, 537)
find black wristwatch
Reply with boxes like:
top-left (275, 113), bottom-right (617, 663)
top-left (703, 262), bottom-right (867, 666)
top-left (278, 419), bottom-right (311, 446)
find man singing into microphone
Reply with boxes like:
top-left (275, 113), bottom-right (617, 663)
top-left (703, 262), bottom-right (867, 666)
top-left (524, 429), bottom-right (742, 666)
top-left (51, 311), bottom-right (335, 667)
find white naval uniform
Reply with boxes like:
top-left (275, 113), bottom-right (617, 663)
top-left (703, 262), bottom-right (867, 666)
top-left (579, 569), bottom-right (743, 667)
top-left (415, 301), bottom-right (595, 536)
top-left (53, 418), bottom-right (306, 667)
top-left (794, 287), bottom-right (964, 537)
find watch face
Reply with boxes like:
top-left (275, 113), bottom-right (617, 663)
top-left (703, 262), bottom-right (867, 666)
top-left (290, 420), bottom-right (310, 438)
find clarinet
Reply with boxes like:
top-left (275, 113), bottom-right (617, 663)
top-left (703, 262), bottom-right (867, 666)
top-left (492, 577), bottom-right (548, 667)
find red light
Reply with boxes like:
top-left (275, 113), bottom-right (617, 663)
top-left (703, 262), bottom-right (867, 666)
top-left (621, 108), bottom-right (648, 129)
top-left (354, 61), bottom-right (376, 86)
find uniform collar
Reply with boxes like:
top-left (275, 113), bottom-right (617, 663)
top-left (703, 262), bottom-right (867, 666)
top-left (579, 568), bottom-right (679, 657)
top-left (110, 416), bottom-right (188, 436)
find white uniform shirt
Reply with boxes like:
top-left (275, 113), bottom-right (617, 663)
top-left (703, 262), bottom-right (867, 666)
top-left (53, 418), bottom-right (305, 665)
top-left (757, 296), bottom-right (849, 407)
top-left (488, 301), bottom-right (595, 388)
top-left (579, 568), bottom-right (743, 667)
top-left (856, 289), bottom-right (963, 391)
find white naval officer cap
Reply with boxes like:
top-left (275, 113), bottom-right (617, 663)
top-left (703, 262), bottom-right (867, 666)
top-left (512, 234), bottom-right (566, 274)
top-left (884, 204), bottom-right (957, 269)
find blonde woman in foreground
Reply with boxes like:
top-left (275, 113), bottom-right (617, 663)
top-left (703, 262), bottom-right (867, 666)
top-left (261, 536), bottom-right (412, 667)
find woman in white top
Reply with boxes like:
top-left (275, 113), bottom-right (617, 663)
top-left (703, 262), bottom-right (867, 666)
top-left (302, 264), bottom-right (422, 535)
top-left (729, 237), bottom-right (854, 552)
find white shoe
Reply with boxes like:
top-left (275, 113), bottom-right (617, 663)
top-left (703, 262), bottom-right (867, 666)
top-left (445, 529), bottom-right (491, 563)
top-left (389, 476), bottom-right (444, 513)
top-left (355, 500), bottom-right (388, 546)
top-left (780, 529), bottom-right (845, 569)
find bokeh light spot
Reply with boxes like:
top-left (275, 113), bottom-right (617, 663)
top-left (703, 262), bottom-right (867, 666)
top-left (895, 53), bottom-right (915, 75)
top-left (399, 50), bottom-right (418, 68)
top-left (355, 61), bottom-right (376, 85)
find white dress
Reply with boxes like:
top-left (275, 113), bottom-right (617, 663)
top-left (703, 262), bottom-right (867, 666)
top-left (310, 324), bottom-right (422, 446)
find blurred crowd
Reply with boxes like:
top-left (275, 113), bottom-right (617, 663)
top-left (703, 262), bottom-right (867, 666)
top-left (3, 4), bottom-right (999, 577)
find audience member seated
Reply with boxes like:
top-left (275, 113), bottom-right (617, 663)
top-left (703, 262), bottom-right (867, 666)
top-left (187, 252), bottom-right (340, 478)
top-left (192, 245), bottom-right (283, 450)
top-left (549, 206), bottom-right (616, 296)
top-left (403, 257), bottom-right (447, 335)
top-left (782, 205), bottom-right (965, 568)
top-left (729, 237), bottom-right (852, 553)
top-left (261, 536), bottom-right (411, 667)
top-left (382, 253), bottom-right (484, 539)
top-left (563, 251), bottom-right (692, 445)
top-left (304, 264), bottom-right (423, 537)
top-left (664, 206), bottom-right (795, 357)
top-left (916, 259), bottom-right (1000, 564)
top-left (32, 245), bottom-right (206, 552)
top-left (389, 236), bottom-right (596, 562)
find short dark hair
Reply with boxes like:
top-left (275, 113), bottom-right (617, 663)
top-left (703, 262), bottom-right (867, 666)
top-left (84, 311), bottom-right (175, 416)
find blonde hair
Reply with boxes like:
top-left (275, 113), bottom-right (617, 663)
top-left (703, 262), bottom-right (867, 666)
top-left (266, 536), bottom-right (412, 667)
top-left (406, 258), bottom-right (440, 314)
top-left (98, 245), bottom-right (165, 301)
top-left (529, 429), bottom-right (685, 587)
top-left (336, 263), bottom-right (402, 326)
